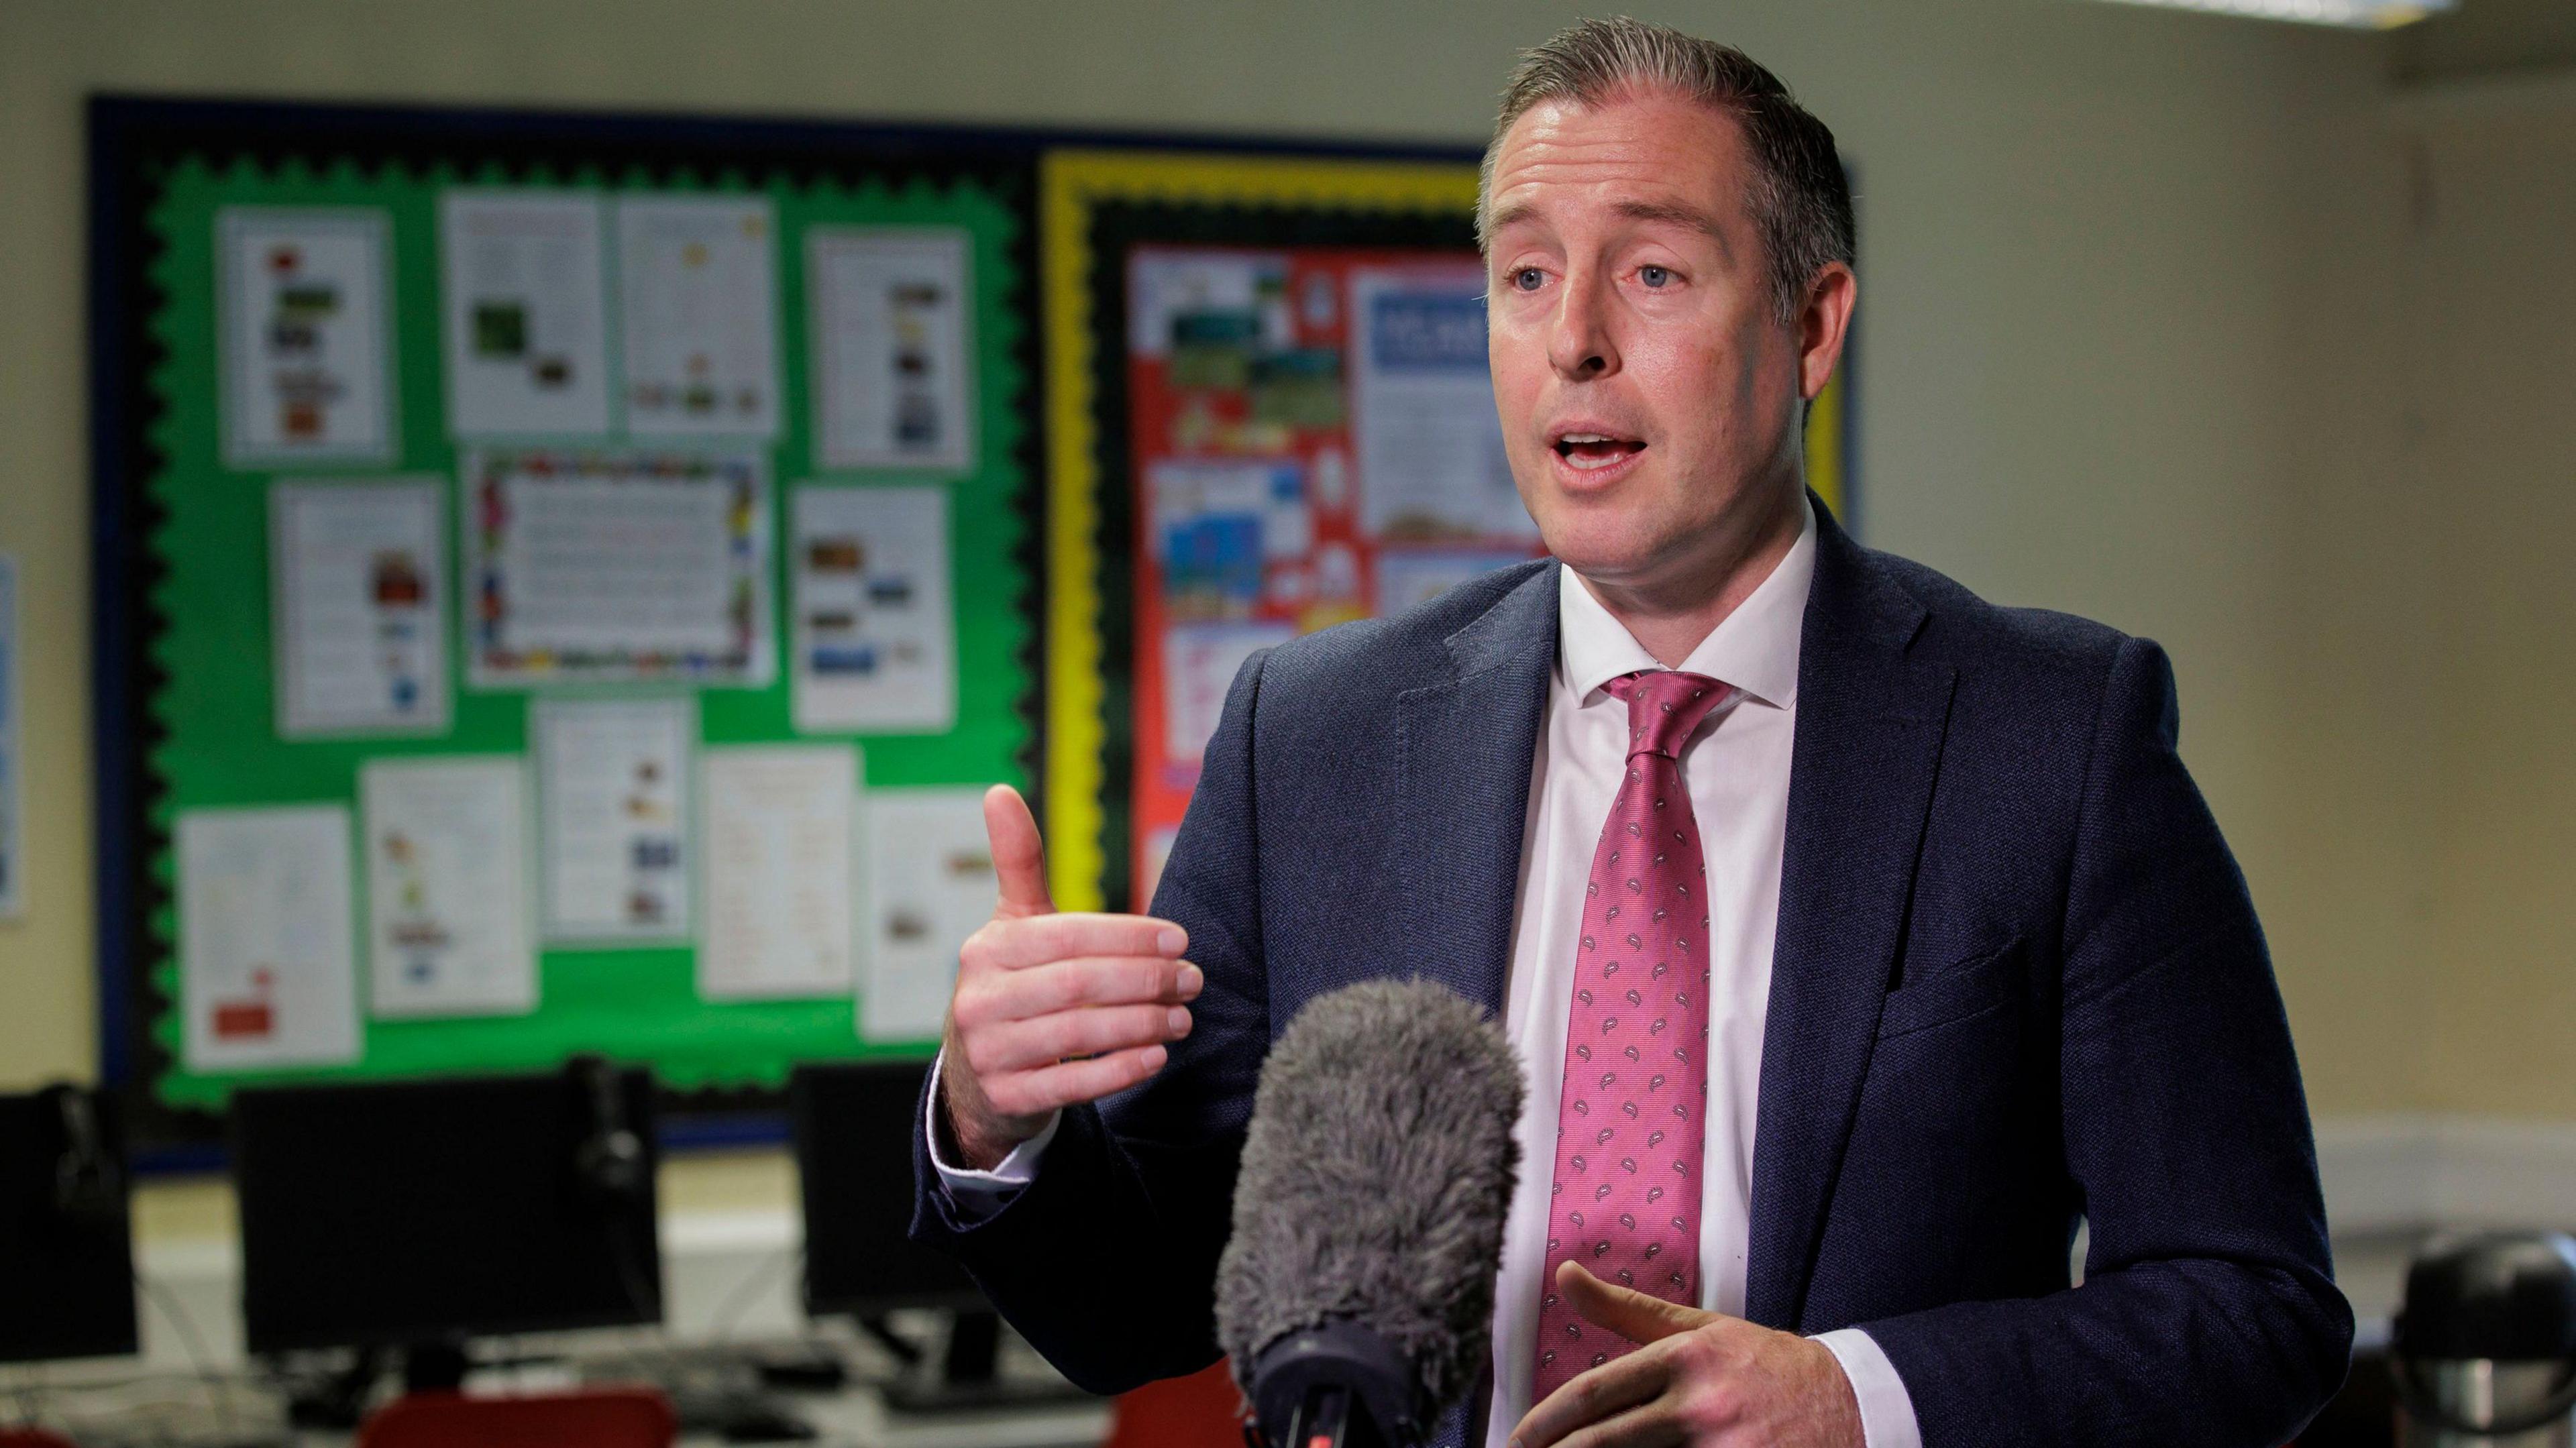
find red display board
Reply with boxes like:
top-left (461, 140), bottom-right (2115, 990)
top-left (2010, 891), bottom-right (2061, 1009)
top-left (1123, 245), bottom-right (1548, 899)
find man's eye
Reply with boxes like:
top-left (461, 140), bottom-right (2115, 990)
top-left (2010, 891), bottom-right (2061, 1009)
top-left (1640, 265), bottom-right (1671, 288)
top-left (1513, 267), bottom-right (1546, 292)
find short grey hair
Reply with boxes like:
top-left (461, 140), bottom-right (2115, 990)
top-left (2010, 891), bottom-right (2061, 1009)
top-left (1477, 17), bottom-right (1856, 324)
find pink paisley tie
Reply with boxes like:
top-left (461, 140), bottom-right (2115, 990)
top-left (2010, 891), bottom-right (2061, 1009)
top-left (1529, 669), bottom-right (1734, 1402)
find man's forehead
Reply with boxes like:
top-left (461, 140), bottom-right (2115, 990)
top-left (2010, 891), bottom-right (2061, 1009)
top-left (1485, 93), bottom-right (1751, 238)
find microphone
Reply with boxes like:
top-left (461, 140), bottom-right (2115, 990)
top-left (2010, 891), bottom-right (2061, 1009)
top-left (1214, 979), bottom-right (1525, 1448)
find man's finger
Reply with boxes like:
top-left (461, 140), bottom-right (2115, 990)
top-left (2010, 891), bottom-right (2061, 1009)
top-left (1551, 1406), bottom-right (1686, 1448)
top-left (979, 1044), bottom-right (1171, 1117)
top-left (967, 956), bottom-right (1202, 1021)
top-left (1508, 1343), bottom-right (1671, 1448)
top-left (975, 912), bottom-right (1189, 971)
top-left (1558, 1258), bottom-right (1717, 1345)
top-left (964, 1002), bottom-right (1194, 1075)
top-left (983, 783), bottom-right (1055, 918)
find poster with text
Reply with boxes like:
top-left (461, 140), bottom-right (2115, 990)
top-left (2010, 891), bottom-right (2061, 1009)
top-left (790, 484), bottom-right (955, 734)
top-left (534, 695), bottom-right (695, 944)
top-left (1349, 264), bottom-right (1534, 545)
top-left (217, 207), bottom-right (396, 467)
top-left (857, 785), bottom-right (995, 1042)
top-left (464, 447), bottom-right (773, 687)
top-left (269, 479), bottom-right (451, 738)
top-left (809, 227), bottom-right (975, 474)
top-left (700, 744), bottom-right (859, 1001)
top-left (1123, 245), bottom-right (1543, 901)
top-left (361, 756), bottom-right (537, 1019)
top-left (441, 190), bottom-right (613, 437)
top-left (176, 803), bottom-right (362, 1070)
top-left (617, 195), bottom-right (780, 438)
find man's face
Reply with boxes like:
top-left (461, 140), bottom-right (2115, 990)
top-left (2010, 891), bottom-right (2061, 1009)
top-left (1484, 89), bottom-right (1813, 588)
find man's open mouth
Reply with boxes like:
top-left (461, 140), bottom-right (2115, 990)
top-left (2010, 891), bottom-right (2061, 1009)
top-left (1553, 433), bottom-right (1648, 470)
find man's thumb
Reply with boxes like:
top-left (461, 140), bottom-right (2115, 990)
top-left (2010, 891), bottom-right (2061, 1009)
top-left (1557, 1258), bottom-right (1711, 1345)
top-left (982, 783), bottom-right (1054, 917)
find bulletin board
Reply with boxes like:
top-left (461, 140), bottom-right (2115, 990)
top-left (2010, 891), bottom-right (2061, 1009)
top-left (90, 99), bottom-right (1044, 1142)
top-left (1037, 152), bottom-right (1854, 913)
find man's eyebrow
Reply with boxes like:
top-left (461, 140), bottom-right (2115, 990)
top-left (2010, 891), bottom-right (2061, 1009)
top-left (1484, 200), bottom-right (1542, 236)
top-left (1610, 199), bottom-right (1731, 248)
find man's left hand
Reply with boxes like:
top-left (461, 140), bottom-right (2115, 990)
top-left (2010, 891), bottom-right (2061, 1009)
top-left (1507, 1259), bottom-right (1864, 1448)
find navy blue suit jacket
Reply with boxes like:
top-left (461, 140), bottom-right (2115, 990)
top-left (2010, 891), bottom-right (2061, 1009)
top-left (913, 499), bottom-right (2352, 1446)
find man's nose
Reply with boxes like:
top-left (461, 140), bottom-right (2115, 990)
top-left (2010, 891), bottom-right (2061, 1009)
top-left (1548, 270), bottom-right (1621, 381)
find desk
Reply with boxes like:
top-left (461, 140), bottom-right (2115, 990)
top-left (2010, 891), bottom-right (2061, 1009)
top-left (8, 1345), bottom-right (1116, 1448)
top-left (680, 1388), bottom-right (1112, 1448)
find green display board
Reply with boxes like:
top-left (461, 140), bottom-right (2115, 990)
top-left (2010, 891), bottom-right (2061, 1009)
top-left (136, 156), bottom-right (1032, 1113)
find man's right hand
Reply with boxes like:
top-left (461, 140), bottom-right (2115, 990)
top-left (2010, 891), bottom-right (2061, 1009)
top-left (938, 783), bottom-right (1201, 1171)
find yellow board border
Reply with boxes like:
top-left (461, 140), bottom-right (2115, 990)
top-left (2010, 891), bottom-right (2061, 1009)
top-left (1038, 147), bottom-right (1846, 911)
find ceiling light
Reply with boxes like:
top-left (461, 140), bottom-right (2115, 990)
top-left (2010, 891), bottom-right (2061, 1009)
top-left (2084, 0), bottom-right (2456, 28)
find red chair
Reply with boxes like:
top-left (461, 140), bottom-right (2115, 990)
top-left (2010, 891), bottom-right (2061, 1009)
top-left (354, 1387), bottom-right (676, 1448)
top-left (1104, 1359), bottom-right (1243, 1448)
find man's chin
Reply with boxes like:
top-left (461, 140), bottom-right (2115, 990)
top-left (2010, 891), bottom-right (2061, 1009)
top-left (1534, 533), bottom-right (1677, 588)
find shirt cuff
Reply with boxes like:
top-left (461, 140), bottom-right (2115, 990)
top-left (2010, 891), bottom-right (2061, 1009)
top-left (1812, 1329), bottom-right (1922, 1448)
top-left (924, 1051), bottom-right (1060, 1220)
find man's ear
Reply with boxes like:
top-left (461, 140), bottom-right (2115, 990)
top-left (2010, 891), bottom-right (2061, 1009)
top-left (1798, 262), bottom-right (1857, 403)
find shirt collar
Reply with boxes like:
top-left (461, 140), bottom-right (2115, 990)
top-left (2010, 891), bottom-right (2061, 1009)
top-left (1555, 493), bottom-right (1817, 710)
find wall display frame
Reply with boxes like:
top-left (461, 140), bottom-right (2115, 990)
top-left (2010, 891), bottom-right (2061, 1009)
top-left (90, 99), bottom-right (1044, 1148)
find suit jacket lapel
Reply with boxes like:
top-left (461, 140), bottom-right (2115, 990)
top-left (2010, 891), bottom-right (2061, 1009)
top-left (1743, 501), bottom-right (1957, 1329)
top-left (1395, 562), bottom-right (1557, 1019)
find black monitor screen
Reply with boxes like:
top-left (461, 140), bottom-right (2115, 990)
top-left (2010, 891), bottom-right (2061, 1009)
top-left (0, 1088), bottom-right (139, 1363)
top-left (792, 1060), bottom-right (982, 1315)
top-left (232, 1068), bottom-right (661, 1353)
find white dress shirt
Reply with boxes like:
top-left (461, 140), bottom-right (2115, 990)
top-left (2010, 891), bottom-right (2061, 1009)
top-left (930, 498), bottom-right (1919, 1447)
top-left (1484, 499), bottom-right (1916, 1447)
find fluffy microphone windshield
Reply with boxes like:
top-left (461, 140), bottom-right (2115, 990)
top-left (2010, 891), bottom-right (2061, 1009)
top-left (1214, 977), bottom-right (1525, 1415)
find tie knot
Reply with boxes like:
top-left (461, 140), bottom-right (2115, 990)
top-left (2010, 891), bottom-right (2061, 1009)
top-left (1603, 670), bottom-right (1731, 760)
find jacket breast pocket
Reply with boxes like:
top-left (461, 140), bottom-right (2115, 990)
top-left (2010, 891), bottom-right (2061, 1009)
top-left (1876, 940), bottom-right (2023, 1041)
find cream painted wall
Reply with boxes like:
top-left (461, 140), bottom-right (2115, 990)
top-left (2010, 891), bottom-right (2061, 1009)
top-left (2398, 107), bottom-right (2576, 1118)
top-left (0, 0), bottom-right (2481, 1156)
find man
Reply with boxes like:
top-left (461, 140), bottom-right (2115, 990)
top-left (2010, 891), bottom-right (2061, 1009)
top-left (912, 18), bottom-right (2351, 1447)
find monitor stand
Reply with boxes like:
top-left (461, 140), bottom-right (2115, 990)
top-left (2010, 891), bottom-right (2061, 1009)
top-left (282, 1349), bottom-right (373, 1429)
top-left (877, 1309), bottom-right (1095, 1415)
top-left (283, 1338), bottom-right (476, 1429)
top-left (403, 1339), bottom-right (471, 1394)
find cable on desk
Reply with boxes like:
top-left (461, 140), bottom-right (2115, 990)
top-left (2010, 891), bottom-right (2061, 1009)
top-left (134, 1268), bottom-right (246, 1439)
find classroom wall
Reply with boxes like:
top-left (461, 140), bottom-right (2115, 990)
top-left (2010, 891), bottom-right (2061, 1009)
top-left (0, 1), bottom-right (2507, 1139)
top-left (2396, 105), bottom-right (2576, 1118)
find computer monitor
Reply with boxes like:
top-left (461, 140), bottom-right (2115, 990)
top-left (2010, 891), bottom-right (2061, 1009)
top-left (794, 1058), bottom-right (1044, 1407)
top-left (0, 1084), bottom-right (139, 1363)
top-left (231, 1060), bottom-right (661, 1378)
top-left (791, 1058), bottom-right (982, 1317)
